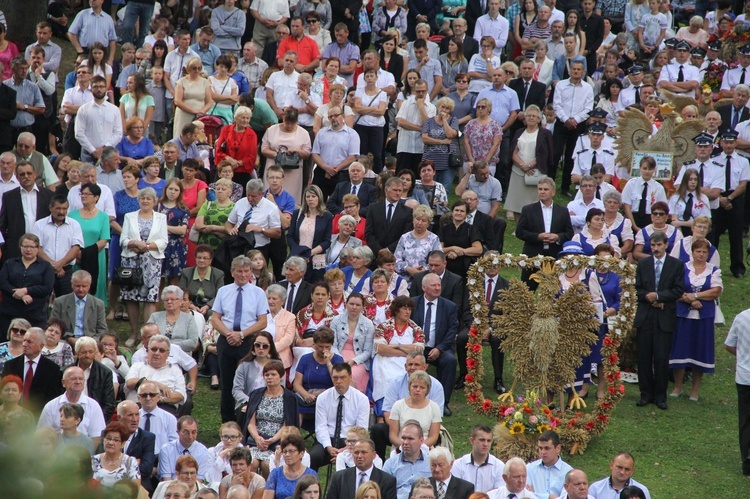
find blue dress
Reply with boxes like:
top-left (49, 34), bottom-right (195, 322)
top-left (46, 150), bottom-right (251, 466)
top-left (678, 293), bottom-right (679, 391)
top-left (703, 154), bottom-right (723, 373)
top-left (265, 466), bottom-right (317, 499)
top-left (295, 351), bottom-right (344, 415)
top-left (595, 270), bottom-right (622, 365)
top-left (638, 226), bottom-right (680, 255)
top-left (138, 177), bottom-right (166, 198)
top-left (111, 190), bottom-right (141, 279)
top-left (157, 203), bottom-right (189, 278)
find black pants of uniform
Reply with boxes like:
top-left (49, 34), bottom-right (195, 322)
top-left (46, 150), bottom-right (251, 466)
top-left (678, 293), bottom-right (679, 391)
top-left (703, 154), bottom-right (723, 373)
top-left (636, 319), bottom-right (672, 404)
top-left (309, 439), bottom-right (343, 471)
top-left (711, 196), bottom-right (746, 275)
top-left (738, 383), bottom-right (750, 474)
top-left (456, 328), bottom-right (504, 383)
top-left (217, 335), bottom-right (253, 422)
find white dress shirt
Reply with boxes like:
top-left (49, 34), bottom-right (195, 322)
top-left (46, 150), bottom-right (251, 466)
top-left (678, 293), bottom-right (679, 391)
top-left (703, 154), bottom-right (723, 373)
top-left (452, 452), bottom-right (506, 493)
top-left (227, 197), bottom-right (282, 248)
top-left (32, 215), bottom-right (85, 264)
top-left (423, 298), bottom-right (438, 348)
top-left (139, 406), bottom-right (178, 454)
top-left (67, 183), bottom-right (116, 217)
top-left (553, 78), bottom-right (594, 124)
top-left (74, 98), bottom-right (123, 154)
top-left (60, 85), bottom-right (94, 123)
top-left (621, 177), bottom-right (668, 214)
top-left (126, 362), bottom-right (187, 405)
top-left (314, 385), bottom-right (371, 448)
top-left (38, 392), bottom-right (106, 438)
top-left (20, 185), bottom-right (39, 233)
top-left (657, 62), bottom-right (701, 97)
top-left (474, 13), bottom-right (510, 55)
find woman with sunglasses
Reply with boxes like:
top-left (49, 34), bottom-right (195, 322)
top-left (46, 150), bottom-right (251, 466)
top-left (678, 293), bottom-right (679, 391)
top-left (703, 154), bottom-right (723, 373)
top-left (632, 201), bottom-right (683, 261)
top-left (0, 319), bottom-right (30, 371)
top-left (173, 57), bottom-right (213, 143)
top-left (233, 331), bottom-right (282, 419)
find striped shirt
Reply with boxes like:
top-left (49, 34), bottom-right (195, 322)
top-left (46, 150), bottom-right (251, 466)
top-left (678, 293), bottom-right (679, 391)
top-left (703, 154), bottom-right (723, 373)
top-left (522, 21), bottom-right (551, 57)
top-left (68, 8), bottom-right (117, 49)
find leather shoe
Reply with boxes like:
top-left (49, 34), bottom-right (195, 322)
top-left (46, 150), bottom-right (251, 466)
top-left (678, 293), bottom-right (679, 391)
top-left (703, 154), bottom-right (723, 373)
top-left (443, 405), bottom-right (452, 417)
top-left (636, 398), bottom-right (651, 407)
top-left (733, 272), bottom-right (745, 279)
top-left (454, 379), bottom-right (466, 390)
top-left (495, 380), bottom-right (507, 394)
top-left (656, 402), bottom-right (668, 410)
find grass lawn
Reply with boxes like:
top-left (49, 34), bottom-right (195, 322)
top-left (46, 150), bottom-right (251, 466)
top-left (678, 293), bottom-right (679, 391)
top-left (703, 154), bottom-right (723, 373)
top-left (55, 36), bottom-right (749, 497)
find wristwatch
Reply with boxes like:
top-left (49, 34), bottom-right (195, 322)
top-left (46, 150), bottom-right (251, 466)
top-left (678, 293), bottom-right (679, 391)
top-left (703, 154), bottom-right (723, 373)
top-left (23, 104), bottom-right (28, 111)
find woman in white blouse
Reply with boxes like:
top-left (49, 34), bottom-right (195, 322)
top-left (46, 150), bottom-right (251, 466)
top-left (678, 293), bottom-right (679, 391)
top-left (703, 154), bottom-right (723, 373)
top-left (264, 285), bottom-right (296, 373)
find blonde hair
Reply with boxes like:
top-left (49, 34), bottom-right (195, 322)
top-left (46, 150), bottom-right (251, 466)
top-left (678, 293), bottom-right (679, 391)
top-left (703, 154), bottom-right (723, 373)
top-left (435, 97), bottom-right (455, 112)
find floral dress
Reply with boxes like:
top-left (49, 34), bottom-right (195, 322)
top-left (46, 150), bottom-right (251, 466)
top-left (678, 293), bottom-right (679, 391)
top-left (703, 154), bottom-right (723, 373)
top-left (197, 201), bottom-right (235, 249)
top-left (157, 203), bottom-right (190, 278)
top-left (0, 342), bottom-right (19, 372)
top-left (251, 393), bottom-right (285, 462)
top-left (394, 231), bottom-right (442, 278)
top-left (465, 118), bottom-right (504, 172)
top-left (120, 218), bottom-right (163, 303)
top-left (91, 453), bottom-right (140, 487)
top-left (42, 342), bottom-right (75, 370)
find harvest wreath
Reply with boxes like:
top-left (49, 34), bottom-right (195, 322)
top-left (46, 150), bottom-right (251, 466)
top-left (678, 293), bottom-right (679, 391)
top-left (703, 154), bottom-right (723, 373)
top-left (463, 253), bottom-right (637, 459)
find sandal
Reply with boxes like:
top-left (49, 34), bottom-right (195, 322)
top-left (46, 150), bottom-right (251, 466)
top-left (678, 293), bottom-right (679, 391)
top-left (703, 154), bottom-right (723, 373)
top-left (121, 311), bottom-right (129, 321)
top-left (114, 310), bottom-right (123, 320)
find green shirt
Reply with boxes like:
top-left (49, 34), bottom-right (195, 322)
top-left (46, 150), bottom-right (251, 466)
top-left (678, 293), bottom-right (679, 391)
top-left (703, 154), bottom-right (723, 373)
top-left (250, 98), bottom-right (278, 132)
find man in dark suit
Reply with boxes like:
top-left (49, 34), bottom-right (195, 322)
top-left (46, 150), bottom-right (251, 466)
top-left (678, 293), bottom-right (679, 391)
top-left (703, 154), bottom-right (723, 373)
top-left (326, 162), bottom-right (378, 217)
top-left (456, 251), bottom-right (509, 393)
top-left (462, 190), bottom-right (506, 253)
top-left (508, 59), bottom-right (548, 136)
top-left (0, 161), bottom-right (53, 263)
top-left (515, 177), bottom-right (574, 287)
top-left (412, 273), bottom-right (459, 416)
top-left (325, 439), bottom-right (397, 499)
top-left (429, 447), bottom-right (475, 499)
top-left (113, 400), bottom-right (156, 493)
top-left (717, 86), bottom-right (750, 135)
top-left (365, 177), bottom-right (413, 254)
top-left (158, 142), bottom-right (183, 180)
top-left (634, 231), bottom-right (684, 410)
top-left (74, 336), bottom-right (116, 421)
top-left (1, 328), bottom-right (63, 414)
top-left (279, 256), bottom-right (314, 314)
top-left (464, 0), bottom-right (487, 37)
top-left (51, 270), bottom-right (108, 345)
top-left (439, 19), bottom-right (479, 59)
top-left (410, 251), bottom-right (464, 313)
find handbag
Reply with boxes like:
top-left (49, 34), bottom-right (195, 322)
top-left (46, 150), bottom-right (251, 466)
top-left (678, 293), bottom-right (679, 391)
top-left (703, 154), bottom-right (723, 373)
top-left (188, 202), bottom-right (211, 243)
top-left (112, 267), bottom-right (143, 286)
top-left (524, 168), bottom-right (543, 186)
top-left (447, 121), bottom-right (463, 169)
top-left (275, 147), bottom-right (301, 169)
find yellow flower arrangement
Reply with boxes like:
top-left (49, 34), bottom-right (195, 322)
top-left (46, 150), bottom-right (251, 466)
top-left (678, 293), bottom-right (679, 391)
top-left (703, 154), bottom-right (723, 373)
top-left (509, 423), bottom-right (526, 435)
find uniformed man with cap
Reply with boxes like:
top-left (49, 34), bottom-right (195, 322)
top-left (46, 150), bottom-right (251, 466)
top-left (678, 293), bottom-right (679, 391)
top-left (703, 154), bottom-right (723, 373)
top-left (702, 40), bottom-right (726, 71)
top-left (721, 45), bottom-right (750, 98)
top-left (573, 107), bottom-right (616, 153)
top-left (691, 48), bottom-right (707, 76)
top-left (572, 122), bottom-right (616, 186)
top-left (708, 129), bottom-right (750, 278)
top-left (664, 37), bottom-right (678, 63)
top-left (618, 65), bottom-right (645, 109)
top-left (658, 40), bottom-right (701, 98)
top-left (675, 133), bottom-right (722, 195)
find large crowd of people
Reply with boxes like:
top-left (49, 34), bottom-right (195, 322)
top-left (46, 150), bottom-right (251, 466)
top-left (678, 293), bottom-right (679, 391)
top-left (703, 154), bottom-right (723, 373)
top-left (0, 0), bottom-right (749, 497)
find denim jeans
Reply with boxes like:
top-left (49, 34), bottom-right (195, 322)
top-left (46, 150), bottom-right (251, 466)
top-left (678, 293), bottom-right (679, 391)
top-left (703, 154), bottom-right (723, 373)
top-left (436, 168), bottom-right (456, 196)
top-left (122, 2), bottom-right (155, 49)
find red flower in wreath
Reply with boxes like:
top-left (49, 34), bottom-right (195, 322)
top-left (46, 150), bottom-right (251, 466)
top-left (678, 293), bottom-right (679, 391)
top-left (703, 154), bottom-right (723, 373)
top-left (471, 344), bottom-right (482, 353)
top-left (467, 359), bottom-right (477, 369)
top-left (585, 421), bottom-right (596, 430)
top-left (469, 327), bottom-right (478, 337)
top-left (608, 354), bottom-right (619, 364)
top-left (482, 399), bottom-right (493, 411)
top-left (465, 374), bottom-right (475, 383)
top-left (468, 392), bottom-right (478, 403)
top-left (619, 385), bottom-right (626, 394)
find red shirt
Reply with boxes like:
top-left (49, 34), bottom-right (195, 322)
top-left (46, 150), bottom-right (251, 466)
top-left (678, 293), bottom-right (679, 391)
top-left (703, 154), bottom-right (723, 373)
top-left (277, 35), bottom-right (321, 68)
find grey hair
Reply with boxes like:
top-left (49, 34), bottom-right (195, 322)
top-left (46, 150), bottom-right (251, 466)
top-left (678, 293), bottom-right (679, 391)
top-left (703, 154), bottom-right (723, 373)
top-left (246, 179), bottom-right (264, 194)
top-left (428, 446), bottom-right (454, 463)
top-left (338, 214), bottom-right (356, 228)
top-left (602, 190), bottom-right (622, 204)
top-left (266, 283), bottom-right (287, 301)
top-left (735, 84), bottom-right (750, 95)
top-left (504, 456), bottom-right (527, 475)
top-left (284, 256), bottom-right (308, 274)
top-left (165, 481), bottom-right (191, 497)
top-left (25, 327), bottom-right (45, 345)
top-left (537, 176), bottom-right (555, 189)
top-left (149, 334), bottom-right (171, 347)
top-left (79, 162), bottom-right (97, 174)
top-left (349, 162), bottom-right (365, 172)
top-left (298, 73), bottom-right (312, 84)
top-left (234, 105), bottom-right (252, 121)
top-left (416, 22), bottom-right (430, 32)
top-left (351, 246), bottom-right (373, 263)
top-left (74, 336), bottom-right (98, 353)
top-left (580, 174), bottom-right (596, 186)
top-left (138, 187), bottom-right (158, 201)
top-left (17, 131), bottom-right (36, 145)
top-left (71, 270), bottom-right (92, 283)
top-left (410, 477), bottom-right (433, 496)
top-left (100, 146), bottom-right (119, 160)
top-left (161, 285), bottom-right (184, 300)
top-left (231, 255), bottom-right (253, 271)
top-left (8, 318), bottom-right (31, 336)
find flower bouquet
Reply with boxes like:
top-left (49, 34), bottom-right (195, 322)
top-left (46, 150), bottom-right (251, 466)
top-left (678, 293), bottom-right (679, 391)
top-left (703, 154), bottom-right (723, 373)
top-left (492, 391), bottom-right (561, 461)
top-left (721, 22), bottom-right (750, 62)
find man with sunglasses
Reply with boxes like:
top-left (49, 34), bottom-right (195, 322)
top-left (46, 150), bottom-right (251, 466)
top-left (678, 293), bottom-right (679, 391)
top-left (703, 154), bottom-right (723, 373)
top-left (138, 380), bottom-right (178, 458)
top-left (126, 334), bottom-right (188, 416)
top-left (131, 323), bottom-right (199, 395)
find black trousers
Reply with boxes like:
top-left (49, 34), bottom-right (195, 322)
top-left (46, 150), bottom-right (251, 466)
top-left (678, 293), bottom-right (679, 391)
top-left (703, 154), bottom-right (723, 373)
top-left (711, 196), bottom-right (746, 275)
top-left (266, 234), bottom-right (288, 282)
top-left (217, 335), bottom-right (253, 422)
top-left (398, 152), bottom-right (423, 177)
top-left (369, 422), bottom-right (390, 462)
top-left (636, 318), bottom-right (672, 404)
top-left (738, 383), bottom-right (750, 474)
top-left (309, 439), bottom-right (343, 471)
top-left (456, 327), bottom-right (503, 382)
top-left (356, 124), bottom-right (384, 173)
top-left (495, 134), bottom-right (512, 199)
top-left (53, 266), bottom-right (74, 298)
top-left (425, 346), bottom-right (456, 405)
top-left (313, 165), bottom-right (349, 200)
top-left (552, 121), bottom-right (586, 193)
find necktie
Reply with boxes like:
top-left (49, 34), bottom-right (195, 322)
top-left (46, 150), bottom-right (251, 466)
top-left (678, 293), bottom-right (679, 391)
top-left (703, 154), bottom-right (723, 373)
top-left (677, 65), bottom-right (684, 83)
top-left (508, 494), bottom-right (517, 499)
top-left (742, 68), bottom-right (746, 85)
top-left (634, 86), bottom-right (641, 104)
top-left (359, 471), bottom-right (367, 489)
top-left (486, 278), bottom-right (494, 305)
top-left (286, 283), bottom-right (296, 311)
top-left (726, 156), bottom-right (732, 192)
top-left (351, 184), bottom-right (357, 195)
top-left (523, 82), bottom-right (530, 109)
top-left (733, 108), bottom-right (741, 130)
top-left (655, 259), bottom-right (662, 286)
top-left (438, 481), bottom-right (446, 499)
top-left (683, 193), bottom-right (693, 220)
top-left (424, 301), bottom-right (433, 344)
top-left (233, 287), bottom-right (243, 332)
top-left (591, 150), bottom-right (597, 168)
top-left (182, 448), bottom-right (190, 455)
top-left (699, 163), bottom-right (705, 185)
top-left (333, 394), bottom-right (344, 448)
top-left (386, 203), bottom-right (393, 224)
top-left (22, 360), bottom-right (33, 400)
top-left (596, 185), bottom-right (601, 200)
top-left (144, 413), bottom-right (152, 432)
top-left (639, 182), bottom-right (648, 214)
top-left (242, 204), bottom-right (255, 224)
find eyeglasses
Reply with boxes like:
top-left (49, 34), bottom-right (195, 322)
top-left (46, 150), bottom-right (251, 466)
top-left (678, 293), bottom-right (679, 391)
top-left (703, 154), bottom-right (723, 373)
top-left (306, 19), bottom-right (319, 23)
top-left (254, 342), bottom-right (270, 349)
top-left (104, 437), bottom-right (122, 443)
top-left (652, 212), bottom-right (667, 216)
top-left (17, 171), bottom-right (34, 177)
top-left (10, 327), bottom-right (27, 333)
top-left (221, 434), bottom-right (241, 441)
top-left (138, 392), bottom-right (159, 398)
top-left (346, 439), bottom-right (358, 445)
top-left (149, 347), bottom-right (168, 353)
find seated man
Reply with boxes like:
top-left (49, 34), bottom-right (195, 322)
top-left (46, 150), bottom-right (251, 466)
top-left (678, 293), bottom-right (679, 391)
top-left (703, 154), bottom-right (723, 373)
top-left (38, 365), bottom-right (107, 448)
top-left (73, 336), bottom-right (116, 422)
top-left (170, 123), bottom-right (200, 161)
top-left (126, 334), bottom-right (188, 415)
top-left (131, 323), bottom-right (198, 394)
top-left (326, 161), bottom-right (377, 217)
top-left (383, 421), bottom-right (432, 499)
top-left (452, 425), bottom-right (505, 493)
top-left (51, 270), bottom-right (108, 346)
top-left (487, 458), bottom-right (531, 498)
top-left (137, 380), bottom-right (178, 456)
top-left (526, 430), bottom-right (572, 499)
top-left (428, 447), bottom-right (474, 499)
top-left (158, 415), bottom-right (211, 482)
top-left (112, 400), bottom-right (157, 493)
top-left (588, 452), bottom-right (651, 498)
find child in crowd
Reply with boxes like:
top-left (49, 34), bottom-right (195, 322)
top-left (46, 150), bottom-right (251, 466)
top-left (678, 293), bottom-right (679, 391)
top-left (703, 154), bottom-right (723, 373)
top-left (544, 104), bottom-right (557, 133)
top-left (147, 66), bottom-right (167, 144)
top-left (335, 426), bottom-right (384, 471)
top-left (638, 0), bottom-right (668, 59)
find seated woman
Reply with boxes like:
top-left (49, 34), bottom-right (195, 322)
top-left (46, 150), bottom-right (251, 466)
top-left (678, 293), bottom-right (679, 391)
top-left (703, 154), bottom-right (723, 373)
top-left (330, 293), bottom-right (375, 393)
top-left (371, 296), bottom-right (424, 417)
top-left (117, 117), bottom-right (155, 168)
top-left (395, 206), bottom-right (442, 281)
top-left (0, 319), bottom-right (30, 372)
top-left (397, 169), bottom-right (429, 208)
top-left (571, 209), bottom-right (621, 256)
top-left (437, 201), bottom-right (483, 278)
top-left (388, 371), bottom-right (441, 449)
top-left (179, 245), bottom-right (226, 317)
top-left (207, 421), bottom-right (246, 488)
top-left (295, 282), bottom-right (337, 349)
top-left (325, 268), bottom-right (348, 315)
top-left (331, 194), bottom-right (366, 242)
top-left (325, 215), bottom-right (363, 270)
top-left (41, 318), bottom-right (74, 370)
top-left (0, 375), bottom-right (34, 427)
top-left (219, 446), bottom-right (266, 499)
top-left (147, 286), bottom-right (200, 353)
top-left (633, 201), bottom-right (683, 260)
top-left (245, 360), bottom-right (299, 476)
top-left (268, 427), bottom-right (312, 472)
top-left (363, 269), bottom-right (395, 327)
top-left (292, 328), bottom-right (343, 419)
top-left (91, 422), bottom-right (141, 488)
top-left (152, 456), bottom-right (209, 499)
top-left (263, 434), bottom-right (317, 499)
top-left (602, 191), bottom-right (635, 258)
top-left (234, 332), bottom-right (282, 421)
top-left (265, 285), bottom-right (296, 375)
top-left (98, 333), bottom-right (130, 387)
top-left (58, 402), bottom-right (95, 455)
top-left (342, 246), bottom-right (374, 294)
top-left (360, 249), bottom-right (410, 297)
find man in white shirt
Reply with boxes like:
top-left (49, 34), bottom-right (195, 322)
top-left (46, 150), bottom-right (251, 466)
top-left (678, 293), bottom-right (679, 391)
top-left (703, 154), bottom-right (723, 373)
top-left (311, 362), bottom-right (370, 471)
top-left (163, 30), bottom-right (200, 128)
top-left (473, 0), bottom-right (509, 57)
top-left (131, 323), bottom-right (199, 392)
top-left (226, 179), bottom-right (282, 253)
top-left (126, 335), bottom-right (188, 414)
top-left (571, 123), bottom-right (616, 185)
top-left (74, 75), bottom-right (122, 164)
top-left (657, 40), bottom-right (700, 98)
top-left (588, 452), bottom-right (652, 499)
top-left (312, 107), bottom-right (360, 196)
top-left (618, 65), bottom-right (645, 110)
top-left (725, 307), bottom-right (750, 476)
top-left (266, 51), bottom-right (300, 119)
top-left (545, 0), bottom-right (566, 25)
top-left (32, 195), bottom-right (83, 296)
top-left (0, 152), bottom-right (19, 212)
top-left (138, 380), bottom-right (178, 456)
top-left (38, 365), bottom-right (107, 447)
top-left (356, 50), bottom-right (397, 96)
top-left (66, 163), bottom-right (116, 219)
top-left (488, 457), bottom-right (533, 498)
top-left (288, 73), bottom-right (320, 126)
top-left (567, 175), bottom-right (605, 233)
top-left (396, 80), bottom-right (436, 174)
top-left (452, 425), bottom-right (505, 493)
top-left (621, 156), bottom-right (668, 231)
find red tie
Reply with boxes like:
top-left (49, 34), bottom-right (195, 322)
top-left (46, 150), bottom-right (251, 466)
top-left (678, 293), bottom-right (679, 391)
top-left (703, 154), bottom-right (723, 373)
top-left (23, 360), bottom-right (34, 400)
top-left (486, 278), bottom-right (494, 305)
